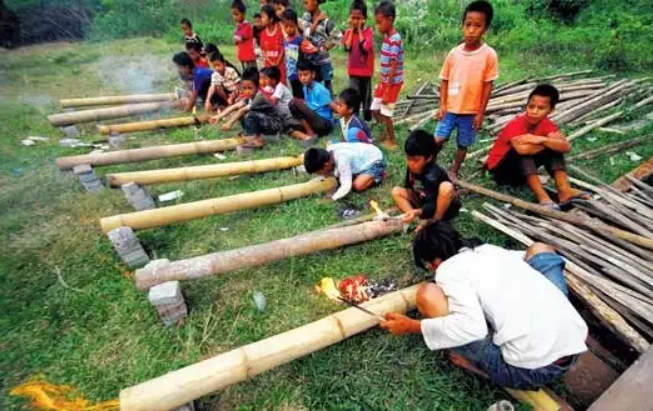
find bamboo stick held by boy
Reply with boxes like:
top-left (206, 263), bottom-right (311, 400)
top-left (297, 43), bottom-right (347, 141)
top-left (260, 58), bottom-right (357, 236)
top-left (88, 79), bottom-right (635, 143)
top-left (435, 0), bottom-right (498, 180)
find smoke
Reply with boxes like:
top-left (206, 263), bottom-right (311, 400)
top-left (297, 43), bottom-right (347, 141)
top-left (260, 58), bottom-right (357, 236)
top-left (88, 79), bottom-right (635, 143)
top-left (92, 54), bottom-right (177, 94)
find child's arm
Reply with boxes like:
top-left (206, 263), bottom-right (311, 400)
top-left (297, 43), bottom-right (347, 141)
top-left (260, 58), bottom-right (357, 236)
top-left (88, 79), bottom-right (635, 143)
top-left (436, 80), bottom-right (449, 120)
top-left (474, 81), bottom-right (493, 130)
top-left (343, 29), bottom-right (353, 51)
top-left (216, 85), bottom-right (229, 102)
top-left (331, 157), bottom-right (353, 201)
top-left (359, 25), bottom-right (372, 54)
top-left (204, 84), bottom-right (216, 112)
top-left (209, 100), bottom-right (245, 124)
top-left (185, 90), bottom-right (199, 112)
top-left (383, 59), bottom-right (398, 104)
top-left (511, 133), bottom-right (571, 154)
top-left (221, 106), bottom-right (249, 131)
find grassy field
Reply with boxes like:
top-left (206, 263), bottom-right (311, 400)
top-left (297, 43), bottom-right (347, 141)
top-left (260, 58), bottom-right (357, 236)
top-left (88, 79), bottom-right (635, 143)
top-left (2, 35), bottom-right (653, 411)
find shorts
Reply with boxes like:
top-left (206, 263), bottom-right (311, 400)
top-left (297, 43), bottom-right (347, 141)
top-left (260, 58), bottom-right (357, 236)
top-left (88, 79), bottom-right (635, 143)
top-left (359, 159), bottom-right (387, 185)
top-left (372, 83), bottom-right (402, 117)
top-left (434, 112), bottom-right (477, 148)
top-left (491, 149), bottom-right (567, 187)
top-left (406, 188), bottom-right (461, 221)
top-left (318, 62), bottom-right (334, 82)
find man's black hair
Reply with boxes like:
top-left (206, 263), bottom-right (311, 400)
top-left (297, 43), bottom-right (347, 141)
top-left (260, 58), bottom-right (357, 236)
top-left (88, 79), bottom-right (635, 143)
top-left (297, 60), bottom-right (316, 74)
top-left (272, 0), bottom-right (290, 6)
top-left (231, 0), bottom-right (246, 13)
top-left (185, 42), bottom-right (202, 53)
top-left (203, 43), bottom-right (219, 55)
top-left (241, 67), bottom-right (260, 87)
top-left (304, 147), bottom-right (331, 173)
top-left (413, 221), bottom-right (481, 270)
top-left (254, 12), bottom-right (262, 18)
top-left (261, 66), bottom-right (281, 83)
top-left (281, 8), bottom-right (299, 24)
top-left (339, 88), bottom-right (361, 113)
top-left (529, 84), bottom-right (560, 109)
top-left (261, 5), bottom-right (280, 23)
top-left (404, 129), bottom-right (437, 157)
top-left (463, 0), bottom-right (494, 27)
top-left (351, 0), bottom-right (368, 19)
top-left (172, 52), bottom-right (194, 69)
top-left (180, 18), bottom-right (192, 28)
top-left (374, 1), bottom-right (395, 20)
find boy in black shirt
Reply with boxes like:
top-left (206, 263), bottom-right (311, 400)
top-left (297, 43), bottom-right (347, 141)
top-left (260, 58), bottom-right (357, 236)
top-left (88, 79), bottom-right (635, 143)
top-left (392, 130), bottom-right (461, 230)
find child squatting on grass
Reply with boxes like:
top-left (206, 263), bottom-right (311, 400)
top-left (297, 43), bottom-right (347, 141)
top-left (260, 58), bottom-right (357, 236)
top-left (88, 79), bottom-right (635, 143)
top-left (486, 84), bottom-right (590, 209)
top-left (303, 143), bottom-right (387, 201)
top-left (173, 51), bottom-right (213, 112)
top-left (205, 52), bottom-right (241, 112)
top-left (288, 61), bottom-right (334, 143)
top-left (392, 130), bottom-right (461, 232)
top-left (334, 88), bottom-right (373, 144)
top-left (435, 0), bottom-right (498, 181)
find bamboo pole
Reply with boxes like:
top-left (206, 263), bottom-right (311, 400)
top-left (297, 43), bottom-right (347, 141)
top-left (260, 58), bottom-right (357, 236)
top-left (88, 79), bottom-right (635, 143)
top-left (97, 114), bottom-right (211, 135)
top-left (612, 156), bottom-right (653, 192)
top-left (48, 102), bottom-right (178, 126)
top-left (134, 219), bottom-right (404, 290)
top-left (60, 93), bottom-right (178, 108)
top-left (107, 156), bottom-right (304, 187)
top-left (56, 138), bottom-right (244, 171)
top-left (119, 283), bottom-right (420, 411)
top-left (568, 134), bottom-right (653, 161)
top-left (100, 178), bottom-right (337, 234)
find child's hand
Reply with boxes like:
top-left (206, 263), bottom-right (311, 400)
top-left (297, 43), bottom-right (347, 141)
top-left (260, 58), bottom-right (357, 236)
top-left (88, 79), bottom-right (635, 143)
top-left (380, 313), bottom-right (420, 336)
top-left (473, 113), bottom-right (484, 130)
top-left (233, 35), bottom-right (242, 44)
top-left (221, 123), bottom-right (231, 131)
top-left (209, 115), bottom-right (222, 125)
top-left (435, 108), bottom-right (446, 120)
top-left (402, 209), bottom-right (420, 225)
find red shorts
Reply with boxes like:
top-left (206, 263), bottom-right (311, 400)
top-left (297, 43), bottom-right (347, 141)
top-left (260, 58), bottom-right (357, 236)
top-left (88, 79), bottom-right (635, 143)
top-left (372, 83), bottom-right (402, 116)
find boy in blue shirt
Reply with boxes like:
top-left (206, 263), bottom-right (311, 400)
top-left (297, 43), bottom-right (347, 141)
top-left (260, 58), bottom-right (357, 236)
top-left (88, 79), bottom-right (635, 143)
top-left (288, 61), bottom-right (333, 143)
top-left (334, 88), bottom-right (373, 144)
top-left (172, 52), bottom-right (213, 112)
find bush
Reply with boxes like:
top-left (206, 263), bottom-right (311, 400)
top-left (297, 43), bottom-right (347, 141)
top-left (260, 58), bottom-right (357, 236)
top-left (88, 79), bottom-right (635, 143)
top-left (525, 0), bottom-right (590, 24)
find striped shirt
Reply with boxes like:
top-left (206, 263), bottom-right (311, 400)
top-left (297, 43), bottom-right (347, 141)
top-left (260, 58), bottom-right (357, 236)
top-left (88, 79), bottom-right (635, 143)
top-left (379, 31), bottom-right (404, 86)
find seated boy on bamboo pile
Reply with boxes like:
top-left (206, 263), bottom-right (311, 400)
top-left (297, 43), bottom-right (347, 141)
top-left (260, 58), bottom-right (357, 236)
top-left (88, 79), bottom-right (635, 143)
top-left (303, 143), bottom-right (387, 201)
top-left (380, 222), bottom-right (588, 390)
top-left (209, 67), bottom-right (285, 149)
top-left (205, 52), bottom-right (241, 112)
top-left (287, 61), bottom-right (334, 144)
top-left (392, 130), bottom-right (461, 231)
top-left (485, 84), bottom-right (590, 209)
top-left (173, 52), bottom-right (214, 112)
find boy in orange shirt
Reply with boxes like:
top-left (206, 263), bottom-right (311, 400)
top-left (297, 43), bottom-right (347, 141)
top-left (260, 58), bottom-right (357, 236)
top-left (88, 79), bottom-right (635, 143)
top-left (435, 0), bottom-right (498, 180)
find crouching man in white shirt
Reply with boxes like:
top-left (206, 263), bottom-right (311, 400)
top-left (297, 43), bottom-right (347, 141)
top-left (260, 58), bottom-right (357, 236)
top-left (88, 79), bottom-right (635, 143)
top-left (380, 222), bottom-right (588, 390)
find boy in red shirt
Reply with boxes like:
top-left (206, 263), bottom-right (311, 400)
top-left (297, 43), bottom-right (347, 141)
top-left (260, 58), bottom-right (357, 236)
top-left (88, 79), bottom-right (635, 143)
top-left (343, 0), bottom-right (374, 121)
top-left (232, 0), bottom-right (257, 71)
top-left (487, 84), bottom-right (589, 208)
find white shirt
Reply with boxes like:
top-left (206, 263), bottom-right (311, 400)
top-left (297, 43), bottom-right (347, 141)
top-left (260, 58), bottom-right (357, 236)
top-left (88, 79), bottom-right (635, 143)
top-left (421, 244), bottom-right (588, 369)
top-left (211, 67), bottom-right (240, 92)
top-left (327, 143), bottom-right (383, 201)
top-left (272, 83), bottom-right (293, 120)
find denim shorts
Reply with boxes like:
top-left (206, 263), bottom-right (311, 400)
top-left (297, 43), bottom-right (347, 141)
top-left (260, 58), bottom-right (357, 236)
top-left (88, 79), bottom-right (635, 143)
top-left (359, 159), bottom-right (387, 184)
top-left (319, 62), bottom-right (334, 82)
top-left (451, 252), bottom-right (574, 389)
top-left (434, 112), bottom-right (476, 148)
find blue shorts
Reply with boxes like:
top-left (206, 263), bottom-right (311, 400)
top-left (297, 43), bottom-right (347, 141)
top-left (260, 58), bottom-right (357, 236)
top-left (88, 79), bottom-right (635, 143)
top-left (434, 112), bottom-right (476, 148)
top-left (359, 159), bottom-right (387, 184)
top-left (319, 62), bottom-right (334, 82)
top-left (451, 252), bottom-right (574, 389)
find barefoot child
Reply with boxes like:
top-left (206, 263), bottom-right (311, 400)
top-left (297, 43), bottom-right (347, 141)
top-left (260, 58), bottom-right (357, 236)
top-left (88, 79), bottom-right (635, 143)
top-left (301, 0), bottom-right (342, 95)
top-left (260, 5), bottom-right (287, 84)
top-left (173, 52), bottom-right (213, 112)
top-left (343, 0), bottom-right (374, 121)
top-left (372, 1), bottom-right (403, 149)
top-left (288, 61), bottom-right (334, 142)
top-left (335, 88), bottom-right (373, 144)
top-left (181, 18), bottom-right (203, 49)
top-left (392, 130), bottom-right (461, 230)
top-left (185, 42), bottom-right (209, 68)
top-left (231, 0), bottom-right (258, 72)
top-left (205, 52), bottom-right (241, 112)
top-left (435, 0), bottom-right (498, 180)
top-left (281, 8), bottom-right (319, 99)
top-left (486, 84), bottom-right (589, 208)
top-left (304, 143), bottom-right (387, 201)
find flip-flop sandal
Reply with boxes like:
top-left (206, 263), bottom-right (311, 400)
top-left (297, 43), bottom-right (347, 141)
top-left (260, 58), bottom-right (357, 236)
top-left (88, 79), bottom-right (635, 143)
top-left (558, 191), bottom-right (593, 208)
top-left (338, 208), bottom-right (362, 220)
top-left (539, 201), bottom-right (561, 211)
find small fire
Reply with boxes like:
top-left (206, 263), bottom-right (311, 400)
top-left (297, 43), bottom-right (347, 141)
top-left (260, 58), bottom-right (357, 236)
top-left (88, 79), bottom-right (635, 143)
top-left (339, 275), bottom-right (369, 303)
top-left (10, 380), bottom-right (119, 411)
top-left (192, 106), bottom-right (197, 116)
top-left (370, 200), bottom-right (384, 217)
top-left (314, 277), bottom-right (342, 300)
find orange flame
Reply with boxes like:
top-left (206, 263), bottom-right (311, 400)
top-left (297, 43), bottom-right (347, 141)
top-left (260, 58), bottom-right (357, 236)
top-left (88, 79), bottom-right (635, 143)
top-left (314, 277), bottom-right (341, 300)
top-left (370, 200), bottom-right (384, 217)
top-left (10, 380), bottom-right (119, 411)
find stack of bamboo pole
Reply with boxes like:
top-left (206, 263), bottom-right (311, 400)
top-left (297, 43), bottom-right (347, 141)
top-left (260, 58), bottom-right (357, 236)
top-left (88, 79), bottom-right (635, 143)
top-left (60, 93), bottom-right (179, 108)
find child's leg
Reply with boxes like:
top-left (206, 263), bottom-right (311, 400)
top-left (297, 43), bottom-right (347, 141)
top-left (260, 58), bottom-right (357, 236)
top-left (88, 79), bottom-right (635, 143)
top-left (240, 112), bottom-right (265, 147)
top-left (434, 182), bottom-right (456, 221)
top-left (288, 99), bottom-right (316, 139)
top-left (354, 160), bottom-right (386, 192)
top-left (449, 115), bottom-right (477, 180)
top-left (391, 187), bottom-right (419, 213)
top-left (379, 113), bottom-right (397, 148)
top-left (352, 174), bottom-right (376, 192)
top-left (361, 77), bottom-right (373, 121)
top-left (290, 79), bottom-right (304, 99)
top-left (538, 152), bottom-right (589, 203)
top-left (526, 174), bottom-right (554, 205)
top-left (433, 112), bottom-right (456, 159)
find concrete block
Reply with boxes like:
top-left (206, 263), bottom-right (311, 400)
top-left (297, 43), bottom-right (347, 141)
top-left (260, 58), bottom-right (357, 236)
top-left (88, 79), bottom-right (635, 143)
top-left (60, 125), bottom-right (80, 139)
top-left (122, 183), bottom-right (156, 211)
top-left (172, 402), bottom-right (195, 411)
top-left (121, 182), bottom-right (141, 195)
top-left (236, 145), bottom-right (255, 156)
top-left (107, 226), bottom-right (150, 268)
top-left (79, 172), bottom-right (100, 183)
top-left (73, 164), bottom-right (93, 175)
top-left (108, 134), bottom-right (126, 148)
top-left (298, 136), bottom-right (318, 147)
top-left (148, 280), bottom-right (188, 326)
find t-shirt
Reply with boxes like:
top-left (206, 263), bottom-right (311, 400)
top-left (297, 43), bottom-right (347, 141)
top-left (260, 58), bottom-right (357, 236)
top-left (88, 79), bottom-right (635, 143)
top-left (272, 83), bottom-right (293, 120)
top-left (340, 115), bottom-right (373, 144)
top-left (379, 31), bottom-right (404, 86)
top-left (184, 33), bottom-right (204, 49)
top-left (439, 43), bottom-right (499, 115)
top-left (260, 24), bottom-right (286, 83)
top-left (235, 21), bottom-right (256, 62)
top-left (211, 66), bottom-right (240, 93)
top-left (284, 35), bottom-right (318, 81)
top-left (487, 114), bottom-right (560, 170)
top-left (193, 67), bottom-right (214, 93)
top-left (301, 13), bottom-right (343, 65)
top-left (194, 57), bottom-right (209, 69)
top-left (404, 162), bottom-right (451, 219)
top-left (304, 81), bottom-right (333, 122)
top-left (342, 27), bottom-right (374, 77)
top-left (328, 142), bottom-right (384, 201)
top-left (421, 244), bottom-right (588, 369)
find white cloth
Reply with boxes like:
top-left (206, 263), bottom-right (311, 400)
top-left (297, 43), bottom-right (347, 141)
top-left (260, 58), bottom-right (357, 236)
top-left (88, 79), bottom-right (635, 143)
top-left (420, 244), bottom-right (588, 369)
top-left (328, 142), bottom-right (383, 201)
top-left (272, 83), bottom-right (293, 120)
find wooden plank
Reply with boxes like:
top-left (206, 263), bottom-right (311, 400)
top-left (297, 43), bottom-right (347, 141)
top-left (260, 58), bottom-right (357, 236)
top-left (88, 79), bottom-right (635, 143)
top-left (612, 156), bottom-right (653, 192)
top-left (587, 346), bottom-right (653, 411)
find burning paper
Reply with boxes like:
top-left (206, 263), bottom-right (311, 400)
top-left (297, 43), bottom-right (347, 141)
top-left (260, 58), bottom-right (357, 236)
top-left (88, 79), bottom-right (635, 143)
top-left (314, 277), bottom-right (341, 300)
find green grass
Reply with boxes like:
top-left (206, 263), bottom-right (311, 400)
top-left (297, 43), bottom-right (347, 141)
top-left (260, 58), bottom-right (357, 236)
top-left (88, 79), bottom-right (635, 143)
top-left (1, 37), bottom-right (652, 411)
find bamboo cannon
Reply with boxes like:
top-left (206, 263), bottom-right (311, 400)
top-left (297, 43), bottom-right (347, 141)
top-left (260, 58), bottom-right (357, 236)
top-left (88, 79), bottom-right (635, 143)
top-left (56, 138), bottom-right (245, 171)
top-left (97, 114), bottom-right (211, 135)
top-left (60, 93), bottom-right (178, 108)
top-left (134, 219), bottom-right (404, 290)
top-left (100, 178), bottom-right (337, 234)
top-left (107, 156), bottom-right (304, 187)
top-left (119, 284), bottom-right (420, 411)
top-left (48, 102), bottom-right (178, 126)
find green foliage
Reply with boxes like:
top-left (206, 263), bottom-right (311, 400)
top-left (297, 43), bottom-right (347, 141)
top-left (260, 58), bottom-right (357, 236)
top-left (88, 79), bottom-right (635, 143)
top-left (525, 0), bottom-right (590, 24)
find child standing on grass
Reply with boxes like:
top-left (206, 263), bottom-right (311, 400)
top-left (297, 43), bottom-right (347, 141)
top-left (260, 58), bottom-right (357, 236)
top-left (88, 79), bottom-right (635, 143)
top-left (372, 1), bottom-right (403, 149)
top-left (205, 52), bottom-right (241, 112)
top-left (173, 52), bottom-right (213, 112)
top-left (260, 5), bottom-right (287, 85)
top-left (392, 130), bottom-right (461, 231)
top-left (231, 0), bottom-right (258, 72)
top-left (185, 42), bottom-right (209, 68)
top-left (281, 8), bottom-right (319, 99)
top-left (253, 13), bottom-right (264, 47)
top-left (435, 0), bottom-right (498, 180)
top-left (181, 18), bottom-right (203, 50)
top-left (487, 84), bottom-right (589, 209)
top-left (288, 61), bottom-right (334, 143)
top-left (335, 88), bottom-right (373, 144)
top-left (301, 0), bottom-right (342, 95)
top-left (343, 0), bottom-right (374, 121)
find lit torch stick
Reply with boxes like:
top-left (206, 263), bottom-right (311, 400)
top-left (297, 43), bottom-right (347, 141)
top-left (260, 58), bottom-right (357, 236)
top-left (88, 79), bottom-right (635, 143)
top-left (370, 200), bottom-right (391, 221)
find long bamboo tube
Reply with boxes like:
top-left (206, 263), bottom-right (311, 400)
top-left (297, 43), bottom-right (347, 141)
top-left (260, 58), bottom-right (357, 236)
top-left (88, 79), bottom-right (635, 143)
top-left (134, 219), bottom-right (404, 290)
top-left (97, 114), bottom-right (211, 135)
top-left (60, 93), bottom-right (178, 108)
top-left (107, 156), bottom-right (304, 187)
top-left (48, 102), bottom-right (177, 126)
top-left (119, 283), bottom-right (420, 411)
top-left (100, 178), bottom-right (337, 234)
top-left (56, 138), bottom-right (244, 171)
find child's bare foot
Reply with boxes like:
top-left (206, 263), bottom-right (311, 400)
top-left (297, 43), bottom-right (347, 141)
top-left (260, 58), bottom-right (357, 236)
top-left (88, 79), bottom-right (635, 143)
top-left (558, 188), bottom-right (591, 204)
top-left (448, 169), bottom-right (459, 182)
top-left (382, 139), bottom-right (398, 150)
